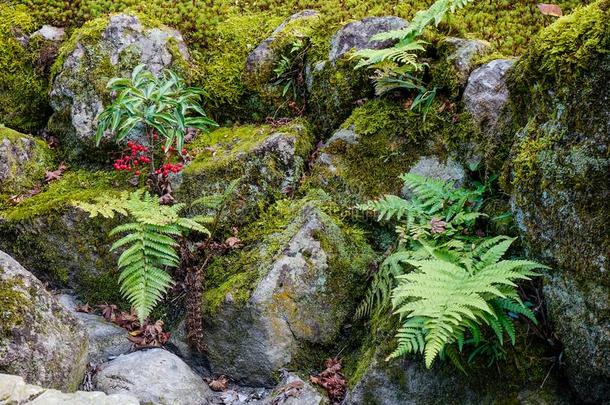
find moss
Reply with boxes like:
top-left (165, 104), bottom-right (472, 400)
top-left (305, 98), bottom-right (478, 205)
top-left (0, 4), bottom-right (51, 132)
top-left (177, 119), bottom-right (313, 230)
top-left (0, 277), bottom-right (30, 337)
top-left (0, 126), bottom-right (55, 207)
top-left (1, 169), bottom-right (126, 222)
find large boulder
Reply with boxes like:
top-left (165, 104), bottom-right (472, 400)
top-left (0, 170), bottom-right (127, 305)
top-left (504, 1), bottom-right (610, 401)
top-left (431, 37), bottom-right (491, 98)
top-left (175, 119), bottom-right (313, 230)
top-left (0, 373), bottom-right (139, 405)
top-left (49, 13), bottom-right (190, 161)
top-left (0, 125), bottom-right (54, 204)
top-left (306, 99), bottom-right (477, 206)
top-left (94, 348), bottom-right (214, 405)
top-left (201, 193), bottom-right (374, 386)
top-left (306, 17), bottom-right (407, 134)
top-left (0, 251), bottom-right (88, 391)
top-left (327, 16), bottom-right (407, 64)
top-left (57, 294), bottom-right (131, 364)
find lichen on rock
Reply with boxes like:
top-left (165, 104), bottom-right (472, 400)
top-left (201, 191), bottom-right (374, 386)
top-left (0, 250), bottom-right (88, 391)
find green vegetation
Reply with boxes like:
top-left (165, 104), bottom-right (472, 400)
top-left (74, 190), bottom-right (210, 323)
top-left (358, 174), bottom-right (546, 369)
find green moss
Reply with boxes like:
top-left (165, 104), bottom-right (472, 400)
top-left (0, 4), bottom-right (51, 132)
top-left (0, 125), bottom-right (55, 207)
top-left (0, 277), bottom-right (30, 337)
top-left (1, 169), bottom-right (126, 222)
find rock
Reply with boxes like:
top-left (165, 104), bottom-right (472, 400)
top-left (0, 373), bottom-right (139, 405)
top-left (401, 156), bottom-right (466, 199)
top-left (245, 10), bottom-right (319, 77)
top-left (31, 25), bottom-right (65, 42)
top-left (201, 194), bottom-right (374, 386)
top-left (0, 125), bottom-right (54, 201)
top-left (0, 170), bottom-right (124, 305)
top-left (48, 13), bottom-right (189, 161)
top-left (328, 16), bottom-right (407, 63)
top-left (0, 250), bottom-right (88, 391)
top-left (307, 99), bottom-right (478, 205)
top-left (503, 2), bottom-right (610, 401)
top-left (174, 119), bottom-right (314, 229)
top-left (306, 16), bottom-right (406, 134)
top-left (463, 59), bottom-right (515, 133)
top-left (56, 294), bottom-right (131, 364)
top-left (94, 348), bottom-right (214, 405)
top-left (431, 37), bottom-right (491, 97)
top-left (346, 336), bottom-right (576, 404)
top-left (266, 371), bottom-right (327, 405)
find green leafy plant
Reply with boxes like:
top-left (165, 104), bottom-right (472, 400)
top-left (272, 38), bottom-right (309, 101)
top-left (352, 0), bottom-right (475, 116)
top-left (358, 174), bottom-right (547, 370)
top-left (74, 190), bottom-right (209, 323)
top-left (95, 65), bottom-right (218, 192)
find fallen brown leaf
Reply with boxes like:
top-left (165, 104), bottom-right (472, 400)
top-left (75, 303), bottom-right (93, 313)
top-left (45, 162), bottom-right (67, 183)
top-left (208, 375), bottom-right (228, 392)
top-left (537, 3), bottom-right (562, 17)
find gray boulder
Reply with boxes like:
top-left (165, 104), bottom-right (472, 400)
top-left (201, 195), bottom-right (374, 386)
top-left (0, 373), bottom-right (139, 405)
top-left (463, 59), bottom-right (515, 133)
top-left (57, 294), bottom-right (131, 364)
top-left (245, 10), bottom-right (319, 77)
top-left (0, 251), bottom-right (88, 391)
top-left (49, 13), bottom-right (189, 161)
top-left (94, 348), bottom-right (214, 405)
top-left (402, 155), bottom-right (467, 199)
top-left (31, 25), bottom-right (65, 42)
top-left (328, 17), bottom-right (407, 63)
top-left (432, 37), bottom-right (491, 97)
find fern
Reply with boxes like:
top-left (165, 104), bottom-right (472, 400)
top-left (387, 237), bottom-right (547, 367)
top-left (74, 190), bottom-right (209, 323)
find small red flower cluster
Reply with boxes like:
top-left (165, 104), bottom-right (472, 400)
top-left (113, 141), bottom-right (150, 176)
top-left (155, 162), bottom-right (184, 177)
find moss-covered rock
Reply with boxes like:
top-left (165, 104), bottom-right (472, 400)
top-left (306, 99), bottom-right (479, 206)
top-left (0, 250), bottom-right (88, 391)
top-left (502, 1), bottom-right (610, 401)
top-left (0, 4), bottom-right (53, 133)
top-left (430, 37), bottom-right (491, 99)
top-left (200, 192), bottom-right (374, 386)
top-left (0, 170), bottom-right (129, 305)
top-left (48, 13), bottom-right (190, 163)
top-left (0, 125), bottom-right (55, 206)
top-left (174, 119), bottom-right (313, 232)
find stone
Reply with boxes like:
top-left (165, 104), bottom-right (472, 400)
top-left (56, 294), bottom-right (131, 364)
top-left (265, 371), bottom-right (327, 405)
top-left (94, 348), bottom-right (214, 405)
top-left (504, 2), bottom-right (610, 401)
top-left (201, 195), bottom-right (374, 386)
top-left (31, 25), bottom-right (65, 42)
top-left (0, 373), bottom-right (139, 405)
top-left (306, 16), bottom-right (406, 133)
top-left (0, 125), bottom-right (54, 200)
top-left (463, 59), bottom-right (515, 133)
top-left (174, 120), bottom-right (314, 229)
top-left (431, 37), bottom-right (491, 97)
top-left (49, 13), bottom-right (189, 161)
top-left (0, 170), bottom-right (124, 305)
top-left (328, 16), bottom-right (407, 63)
top-left (0, 250), bottom-right (88, 391)
top-left (401, 156), bottom-right (466, 199)
top-left (245, 10), bottom-right (319, 77)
